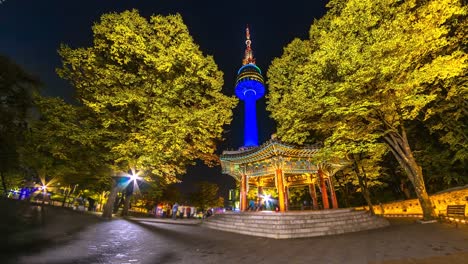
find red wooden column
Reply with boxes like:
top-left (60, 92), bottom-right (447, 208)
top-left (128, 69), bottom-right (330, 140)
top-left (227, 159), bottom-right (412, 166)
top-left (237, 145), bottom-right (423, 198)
top-left (257, 185), bottom-right (263, 196)
top-left (285, 186), bottom-right (290, 211)
top-left (240, 174), bottom-right (247, 211)
top-left (276, 168), bottom-right (286, 212)
top-left (318, 168), bottom-right (329, 209)
top-left (309, 183), bottom-right (318, 210)
top-left (329, 177), bottom-right (339, 209)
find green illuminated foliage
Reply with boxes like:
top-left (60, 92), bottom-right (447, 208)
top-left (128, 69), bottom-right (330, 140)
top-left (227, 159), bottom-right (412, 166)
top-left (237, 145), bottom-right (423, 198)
top-left (189, 181), bottom-right (224, 211)
top-left (0, 55), bottom-right (40, 195)
top-left (267, 0), bottom-right (467, 220)
top-left (57, 10), bottom-right (236, 217)
top-left (19, 96), bottom-right (112, 194)
top-left (58, 10), bottom-right (236, 179)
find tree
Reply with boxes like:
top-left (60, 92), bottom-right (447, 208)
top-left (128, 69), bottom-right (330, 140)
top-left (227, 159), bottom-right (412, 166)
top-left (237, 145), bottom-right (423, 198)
top-left (423, 13), bottom-right (468, 163)
top-left (0, 55), bottom-right (40, 195)
top-left (57, 10), bottom-right (237, 218)
top-left (19, 95), bottom-right (112, 202)
top-left (189, 181), bottom-right (224, 212)
top-left (288, 186), bottom-right (309, 208)
top-left (160, 184), bottom-right (183, 204)
top-left (267, 0), bottom-right (467, 220)
top-left (407, 121), bottom-right (467, 192)
top-left (321, 144), bottom-right (387, 214)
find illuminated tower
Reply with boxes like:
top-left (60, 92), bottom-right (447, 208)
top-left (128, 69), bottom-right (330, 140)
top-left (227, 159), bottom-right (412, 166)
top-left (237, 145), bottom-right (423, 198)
top-left (235, 25), bottom-right (265, 147)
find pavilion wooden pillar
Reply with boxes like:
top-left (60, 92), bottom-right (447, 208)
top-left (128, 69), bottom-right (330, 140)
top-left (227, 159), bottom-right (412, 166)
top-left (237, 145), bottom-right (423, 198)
top-left (318, 168), bottom-right (330, 209)
top-left (257, 185), bottom-right (263, 196)
top-left (309, 183), bottom-right (318, 210)
top-left (240, 174), bottom-right (247, 211)
top-left (329, 177), bottom-right (339, 209)
top-left (285, 186), bottom-right (290, 211)
top-left (275, 168), bottom-right (286, 212)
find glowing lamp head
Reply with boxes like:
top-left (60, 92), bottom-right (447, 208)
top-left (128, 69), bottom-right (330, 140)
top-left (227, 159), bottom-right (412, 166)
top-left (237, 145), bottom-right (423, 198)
top-left (262, 194), bottom-right (271, 203)
top-left (129, 173), bottom-right (141, 181)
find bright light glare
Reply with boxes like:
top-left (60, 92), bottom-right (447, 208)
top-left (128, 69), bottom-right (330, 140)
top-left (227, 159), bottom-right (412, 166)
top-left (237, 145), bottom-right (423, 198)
top-left (123, 168), bottom-right (144, 195)
top-left (129, 173), bottom-right (141, 181)
top-left (262, 194), bottom-right (271, 202)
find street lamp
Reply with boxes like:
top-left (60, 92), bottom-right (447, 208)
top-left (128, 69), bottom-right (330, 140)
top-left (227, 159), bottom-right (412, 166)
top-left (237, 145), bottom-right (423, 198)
top-left (41, 185), bottom-right (47, 205)
top-left (129, 172), bottom-right (141, 182)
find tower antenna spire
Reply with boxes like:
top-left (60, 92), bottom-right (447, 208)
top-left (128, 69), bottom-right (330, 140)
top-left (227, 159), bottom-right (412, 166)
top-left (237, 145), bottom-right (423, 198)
top-left (243, 25), bottom-right (256, 65)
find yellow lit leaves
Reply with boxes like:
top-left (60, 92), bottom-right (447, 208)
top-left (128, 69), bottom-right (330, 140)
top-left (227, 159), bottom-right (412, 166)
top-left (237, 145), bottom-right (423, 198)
top-left (57, 10), bottom-right (237, 180)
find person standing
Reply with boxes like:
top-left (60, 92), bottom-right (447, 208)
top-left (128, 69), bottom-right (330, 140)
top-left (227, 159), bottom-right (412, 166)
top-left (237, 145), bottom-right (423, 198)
top-left (248, 199), bottom-right (255, 211)
top-left (186, 207), bottom-right (191, 219)
top-left (172, 202), bottom-right (179, 220)
top-left (256, 198), bottom-right (263, 211)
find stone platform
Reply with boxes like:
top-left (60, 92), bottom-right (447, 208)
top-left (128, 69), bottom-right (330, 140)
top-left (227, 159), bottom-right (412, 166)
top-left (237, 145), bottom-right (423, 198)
top-left (203, 208), bottom-right (389, 239)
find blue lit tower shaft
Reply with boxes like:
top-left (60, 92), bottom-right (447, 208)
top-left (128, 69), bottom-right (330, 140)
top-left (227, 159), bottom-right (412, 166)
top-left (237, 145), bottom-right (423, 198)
top-left (235, 26), bottom-right (265, 147)
top-left (244, 94), bottom-right (257, 146)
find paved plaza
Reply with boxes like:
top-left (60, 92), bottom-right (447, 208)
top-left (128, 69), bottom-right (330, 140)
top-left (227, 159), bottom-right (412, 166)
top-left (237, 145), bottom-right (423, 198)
top-left (2, 207), bottom-right (468, 264)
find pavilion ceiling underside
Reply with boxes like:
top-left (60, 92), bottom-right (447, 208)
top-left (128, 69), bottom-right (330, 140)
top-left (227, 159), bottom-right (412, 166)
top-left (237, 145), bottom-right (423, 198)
top-left (221, 158), bottom-right (319, 178)
top-left (220, 140), bottom-right (320, 163)
top-left (246, 166), bottom-right (318, 177)
top-left (247, 173), bottom-right (318, 188)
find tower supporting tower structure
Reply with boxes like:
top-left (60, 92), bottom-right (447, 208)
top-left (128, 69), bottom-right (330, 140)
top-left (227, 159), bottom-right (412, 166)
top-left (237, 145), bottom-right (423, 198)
top-left (234, 26), bottom-right (265, 147)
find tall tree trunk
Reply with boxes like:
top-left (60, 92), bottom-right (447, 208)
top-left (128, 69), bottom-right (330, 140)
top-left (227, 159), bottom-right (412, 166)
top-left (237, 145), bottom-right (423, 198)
top-left (61, 187), bottom-right (70, 207)
top-left (384, 127), bottom-right (436, 220)
top-left (122, 193), bottom-right (132, 216)
top-left (102, 179), bottom-right (119, 219)
top-left (114, 194), bottom-right (124, 213)
top-left (335, 171), bottom-right (351, 208)
top-left (340, 184), bottom-right (351, 208)
top-left (1, 171), bottom-right (8, 196)
top-left (400, 179), bottom-right (411, 199)
top-left (121, 181), bottom-right (134, 216)
top-left (353, 158), bottom-right (374, 215)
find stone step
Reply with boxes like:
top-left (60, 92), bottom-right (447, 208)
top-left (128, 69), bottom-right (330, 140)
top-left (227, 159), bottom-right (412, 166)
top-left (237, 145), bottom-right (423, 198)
top-left (205, 217), bottom-right (384, 230)
top-left (204, 219), bottom-right (388, 239)
top-left (203, 211), bottom-right (389, 239)
top-left (216, 210), bottom-right (366, 220)
top-left (204, 216), bottom-right (386, 232)
top-left (215, 215), bottom-right (369, 223)
top-left (206, 216), bottom-right (378, 227)
top-left (209, 214), bottom-right (374, 226)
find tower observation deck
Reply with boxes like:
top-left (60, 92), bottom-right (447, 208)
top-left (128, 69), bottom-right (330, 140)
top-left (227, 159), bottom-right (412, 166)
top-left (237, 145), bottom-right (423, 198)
top-left (235, 25), bottom-right (265, 147)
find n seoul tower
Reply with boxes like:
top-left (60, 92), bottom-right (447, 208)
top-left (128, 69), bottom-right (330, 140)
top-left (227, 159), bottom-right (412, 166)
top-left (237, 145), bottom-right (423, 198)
top-left (235, 25), bottom-right (265, 147)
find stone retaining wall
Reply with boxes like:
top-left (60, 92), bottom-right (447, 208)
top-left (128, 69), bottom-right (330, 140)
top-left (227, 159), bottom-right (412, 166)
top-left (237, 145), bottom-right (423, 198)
top-left (359, 185), bottom-right (468, 216)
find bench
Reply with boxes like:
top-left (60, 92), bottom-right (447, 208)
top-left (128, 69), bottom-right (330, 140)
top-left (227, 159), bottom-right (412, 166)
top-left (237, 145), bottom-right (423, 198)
top-left (445, 204), bottom-right (466, 227)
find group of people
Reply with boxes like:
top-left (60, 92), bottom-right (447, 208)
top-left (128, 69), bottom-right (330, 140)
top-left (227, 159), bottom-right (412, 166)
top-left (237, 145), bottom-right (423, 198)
top-left (248, 198), bottom-right (264, 211)
top-left (171, 202), bottom-right (193, 219)
top-left (171, 203), bottom-right (212, 219)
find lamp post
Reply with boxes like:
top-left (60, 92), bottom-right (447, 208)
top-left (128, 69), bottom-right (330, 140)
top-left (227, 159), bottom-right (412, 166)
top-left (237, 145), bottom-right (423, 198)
top-left (102, 170), bottom-right (142, 219)
top-left (41, 185), bottom-right (47, 205)
top-left (122, 172), bottom-right (142, 217)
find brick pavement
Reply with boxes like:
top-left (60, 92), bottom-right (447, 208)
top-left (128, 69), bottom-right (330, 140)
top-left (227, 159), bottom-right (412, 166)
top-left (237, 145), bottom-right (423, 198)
top-left (2, 204), bottom-right (468, 264)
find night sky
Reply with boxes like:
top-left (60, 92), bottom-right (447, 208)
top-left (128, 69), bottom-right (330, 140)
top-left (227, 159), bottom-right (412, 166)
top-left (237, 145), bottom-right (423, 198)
top-left (0, 0), bottom-right (328, 199)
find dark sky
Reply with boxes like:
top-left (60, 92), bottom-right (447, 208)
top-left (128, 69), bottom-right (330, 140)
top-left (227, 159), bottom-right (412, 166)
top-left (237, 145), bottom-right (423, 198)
top-left (0, 0), bottom-right (328, 199)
